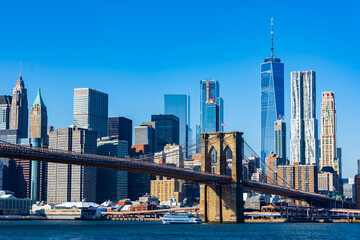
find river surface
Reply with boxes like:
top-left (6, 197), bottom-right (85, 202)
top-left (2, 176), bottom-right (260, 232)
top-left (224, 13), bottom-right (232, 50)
top-left (0, 220), bottom-right (359, 239)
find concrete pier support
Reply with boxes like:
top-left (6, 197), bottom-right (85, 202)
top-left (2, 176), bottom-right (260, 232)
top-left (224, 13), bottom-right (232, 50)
top-left (199, 132), bottom-right (244, 223)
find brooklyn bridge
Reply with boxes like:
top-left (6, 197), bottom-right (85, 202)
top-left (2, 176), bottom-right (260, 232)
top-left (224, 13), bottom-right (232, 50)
top-left (0, 131), bottom-right (355, 223)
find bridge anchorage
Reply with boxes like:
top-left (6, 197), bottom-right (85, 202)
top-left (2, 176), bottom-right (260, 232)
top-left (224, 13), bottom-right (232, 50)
top-left (200, 131), bottom-right (244, 223)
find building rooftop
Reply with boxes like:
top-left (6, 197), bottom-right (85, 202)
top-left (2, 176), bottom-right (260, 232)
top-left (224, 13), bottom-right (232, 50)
top-left (55, 201), bottom-right (99, 209)
top-left (32, 86), bottom-right (45, 107)
top-left (0, 95), bottom-right (12, 105)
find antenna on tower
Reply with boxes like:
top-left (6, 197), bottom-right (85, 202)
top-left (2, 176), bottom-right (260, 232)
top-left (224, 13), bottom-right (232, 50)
top-left (271, 18), bottom-right (274, 59)
top-left (20, 60), bottom-right (22, 75)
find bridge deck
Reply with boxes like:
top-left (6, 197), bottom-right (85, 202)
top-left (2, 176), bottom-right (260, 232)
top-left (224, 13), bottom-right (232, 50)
top-left (0, 143), bottom-right (354, 207)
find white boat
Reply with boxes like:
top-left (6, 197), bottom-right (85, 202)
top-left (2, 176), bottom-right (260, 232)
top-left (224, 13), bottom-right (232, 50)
top-left (160, 212), bottom-right (203, 224)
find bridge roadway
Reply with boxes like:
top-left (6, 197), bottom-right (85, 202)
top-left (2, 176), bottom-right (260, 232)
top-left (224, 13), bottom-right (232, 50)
top-left (0, 143), bottom-right (353, 207)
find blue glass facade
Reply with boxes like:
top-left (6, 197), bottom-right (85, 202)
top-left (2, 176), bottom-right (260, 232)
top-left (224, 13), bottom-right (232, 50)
top-left (200, 80), bottom-right (224, 133)
top-left (261, 58), bottom-right (284, 163)
top-left (196, 80), bottom-right (223, 153)
top-left (164, 94), bottom-right (190, 149)
top-left (151, 114), bottom-right (179, 152)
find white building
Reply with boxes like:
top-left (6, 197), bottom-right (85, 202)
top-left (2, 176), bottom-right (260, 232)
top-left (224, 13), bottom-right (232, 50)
top-left (154, 144), bottom-right (184, 168)
top-left (290, 71), bottom-right (318, 165)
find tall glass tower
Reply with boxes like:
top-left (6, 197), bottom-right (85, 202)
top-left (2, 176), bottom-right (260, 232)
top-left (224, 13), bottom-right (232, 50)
top-left (260, 19), bottom-right (284, 163)
top-left (73, 88), bottom-right (108, 138)
top-left (164, 94), bottom-right (190, 157)
top-left (200, 79), bottom-right (224, 133)
top-left (196, 79), bottom-right (224, 153)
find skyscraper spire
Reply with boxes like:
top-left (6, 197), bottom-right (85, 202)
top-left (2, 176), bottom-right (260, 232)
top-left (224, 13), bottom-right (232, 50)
top-left (271, 18), bottom-right (274, 59)
top-left (32, 85), bottom-right (45, 107)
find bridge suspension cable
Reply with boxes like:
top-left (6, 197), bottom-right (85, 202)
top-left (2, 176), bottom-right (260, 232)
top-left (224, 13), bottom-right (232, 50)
top-left (128, 136), bottom-right (204, 162)
top-left (127, 135), bottom-right (204, 161)
top-left (130, 134), bottom-right (233, 166)
top-left (242, 139), bottom-right (298, 192)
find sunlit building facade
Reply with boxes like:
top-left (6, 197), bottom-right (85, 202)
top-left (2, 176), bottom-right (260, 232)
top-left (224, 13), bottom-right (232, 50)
top-left (10, 74), bottom-right (28, 138)
top-left (260, 56), bottom-right (284, 163)
top-left (29, 87), bottom-right (48, 146)
top-left (47, 127), bottom-right (97, 204)
top-left (320, 92), bottom-right (339, 173)
top-left (200, 79), bottom-right (224, 133)
top-left (290, 71), bottom-right (318, 166)
top-left (164, 94), bottom-right (190, 157)
top-left (73, 88), bottom-right (108, 138)
top-left (274, 119), bottom-right (286, 161)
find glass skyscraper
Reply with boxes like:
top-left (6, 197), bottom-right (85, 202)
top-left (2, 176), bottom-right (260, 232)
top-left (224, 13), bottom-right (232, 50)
top-left (108, 117), bottom-right (133, 153)
top-left (97, 137), bottom-right (128, 203)
top-left (164, 94), bottom-right (190, 156)
top-left (260, 19), bottom-right (284, 163)
top-left (73, 88), bottom-right (108, 138)
top-left (151, 114), bottom-right (179, 152)
top-left (200, 79), bottom-right (224, 133)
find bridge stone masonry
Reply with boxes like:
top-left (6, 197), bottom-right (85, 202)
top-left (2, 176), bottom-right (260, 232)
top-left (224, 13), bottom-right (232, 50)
top-left (200, 131), bottom-right (244, 223)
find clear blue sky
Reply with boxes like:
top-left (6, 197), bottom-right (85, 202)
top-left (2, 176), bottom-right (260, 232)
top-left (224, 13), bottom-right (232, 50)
top-left (0, 1), bottom-right (359, 178)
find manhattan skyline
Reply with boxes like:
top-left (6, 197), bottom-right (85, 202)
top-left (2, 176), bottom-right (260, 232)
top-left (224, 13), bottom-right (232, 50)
top-left (0, 1), bottom-right (359, 179)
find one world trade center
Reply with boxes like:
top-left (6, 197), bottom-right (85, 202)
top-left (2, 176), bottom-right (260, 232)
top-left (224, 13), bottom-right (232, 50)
top-left (260, 19), bottom-right (284, 165)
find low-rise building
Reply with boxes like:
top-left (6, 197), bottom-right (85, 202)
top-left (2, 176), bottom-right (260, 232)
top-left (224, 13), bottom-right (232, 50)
top-left (45, 201), bottom-right (100, 220)
top-left (0, 190), bottom-right (33, 215)
top-left (343, 179), bottom-right (355, 202)
top-left (150, 178), bottom-right (184, 203)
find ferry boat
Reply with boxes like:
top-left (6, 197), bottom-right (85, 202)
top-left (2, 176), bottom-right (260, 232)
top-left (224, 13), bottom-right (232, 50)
top-left (160, 212), bottom-right (203, 224)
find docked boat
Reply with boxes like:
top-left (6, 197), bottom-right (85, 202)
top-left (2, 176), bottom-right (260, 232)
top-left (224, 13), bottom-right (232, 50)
top-left (160, 212), bottom-right (203, 224)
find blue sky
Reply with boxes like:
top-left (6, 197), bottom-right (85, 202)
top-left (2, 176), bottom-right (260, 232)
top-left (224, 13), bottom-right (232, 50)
top-left (0, 1), bottom-right (359, 178)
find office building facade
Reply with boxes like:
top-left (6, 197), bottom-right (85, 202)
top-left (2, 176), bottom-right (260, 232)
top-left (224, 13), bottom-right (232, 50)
top-left (265, 153), bottom-right (278, 184)
top-left (29, 87), bottom-right (48, 146)
top-left (134, 125), bottom-right (155, 152)
top-left (343, 183), bottom-right (355, 202)
top-left (97, 136), bottom-right (128, 203)
top-left (164, 94), bottom-right (190, 156)
top-left (6, 158), bottom-right (31, 199)
top-left (150, 178), bottom-right (184, 203)
top-left (47, 127), bottom-right (97, 204)
top-left (151, 114), bottom-right (179, 152)
top-left (277, 162), bottom-right (317, 193)
top-left (260, 20), bottom-right (284, 163)
top-left (154, 144), bottom-right (184, 168)
top-left (290, 71), bottom-right (318, 165)
top-left (274, 119), bottom-right (286, 161)
top-left (277, 165), bottom-right (295, 188)
top-left (320, 92), bottom-right (340, 175)
top-left (108, 117), bottom-right (132, 153)
top-left (200, 79), bottom-right (224, 133)
top-left (10, 74), bottom-right (28, 138)
top-left (355, 175), bottom-right (360, 209)
top-left (318, 170), bottom-right (339, 194)
top-left (0, 95), bottom-right (12, 130)
top-left (295, 163), bottom-right (318, 193)
top-left (73, 88), bottom-right (108, 138)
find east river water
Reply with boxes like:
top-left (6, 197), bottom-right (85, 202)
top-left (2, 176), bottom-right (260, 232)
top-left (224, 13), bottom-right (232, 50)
top-left (0, 220), bottom-right (359, 239)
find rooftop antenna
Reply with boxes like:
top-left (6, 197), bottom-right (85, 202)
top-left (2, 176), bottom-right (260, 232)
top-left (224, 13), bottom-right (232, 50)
top-left (271, 18), bottom-right (274, 59)
top-left (20, 60), bottom-right (22, 76)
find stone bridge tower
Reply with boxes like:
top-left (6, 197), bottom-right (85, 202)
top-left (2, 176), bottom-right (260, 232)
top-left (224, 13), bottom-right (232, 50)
top-left (199, 131), bottom-right (244, 223)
